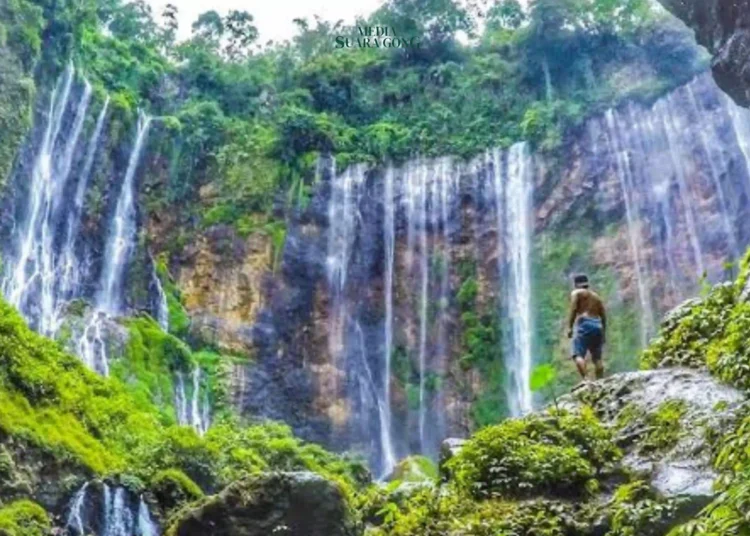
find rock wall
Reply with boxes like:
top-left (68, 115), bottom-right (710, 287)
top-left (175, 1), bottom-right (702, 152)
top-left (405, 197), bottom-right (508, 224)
top-left (230, 72), bottom-right (750, 473)
top-left (658, 0), bottom-right (750, 108)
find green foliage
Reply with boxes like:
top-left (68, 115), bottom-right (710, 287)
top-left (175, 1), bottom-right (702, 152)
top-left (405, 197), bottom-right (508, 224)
top-left (530, 363), bottom-right (556, 392)
top-left (0, 296), bottom-right (364, 503)
top-left (641, 283), bottom-right (735, 371)
top-left (448, 407), bottom-right (620, 500)
top-left (639, 400), bottom-right (687, 454)
top-left (609, 481), bottom-right (677, 536)
top-left (390, 456), bottom-right (438, 482)
top-left (0, 48), bottom-right (35, 188)
top-left (0, 500), bottom-right (49, 536)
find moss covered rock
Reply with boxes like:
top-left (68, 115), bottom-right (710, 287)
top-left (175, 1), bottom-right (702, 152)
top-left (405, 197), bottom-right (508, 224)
top-left (166, 472), bottom-right (358, 536)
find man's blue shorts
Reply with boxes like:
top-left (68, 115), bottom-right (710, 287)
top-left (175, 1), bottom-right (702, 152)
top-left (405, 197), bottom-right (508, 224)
top-left (571, 317), bottom-right (603, 362)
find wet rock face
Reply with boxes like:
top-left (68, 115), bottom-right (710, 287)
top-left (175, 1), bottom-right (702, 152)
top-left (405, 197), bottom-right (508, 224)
top-left (167, 472), bottom-right (357, 536)
top-left (173, 225), bottom-right (272, 354)
top-left (658, 0), bottom-right (750, 107)
top-left (562, 368), bottom-right (745, 509)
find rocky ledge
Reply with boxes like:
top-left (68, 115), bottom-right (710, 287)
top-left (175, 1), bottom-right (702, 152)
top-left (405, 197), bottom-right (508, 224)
top-left (658, 0), bottom-right (750, 107)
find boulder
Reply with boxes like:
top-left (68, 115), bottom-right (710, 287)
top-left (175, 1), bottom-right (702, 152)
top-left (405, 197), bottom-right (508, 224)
top-left (562, 368), bottom-right (745, 513)
top-left (166, 472), bottom-right (358, 536)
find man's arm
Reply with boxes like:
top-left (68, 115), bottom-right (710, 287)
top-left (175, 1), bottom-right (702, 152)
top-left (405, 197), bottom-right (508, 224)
top-left (567, 291), bottom-right (578, 338)
top-left (601, 306), bottom-right (607, 343)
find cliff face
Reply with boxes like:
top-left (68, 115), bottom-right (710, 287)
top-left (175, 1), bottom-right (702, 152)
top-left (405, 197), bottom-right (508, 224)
top-left (226, 72), bottom-right (750, 474)
top-left (658, 0), bottom-right (750, 108)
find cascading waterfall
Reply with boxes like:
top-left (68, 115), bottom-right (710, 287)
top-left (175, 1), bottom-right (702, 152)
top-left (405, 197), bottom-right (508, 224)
top-left (381, 166), bottom-right (397, 476)
top-left (592, 72), bottom-right (750, 314)
top-left (3, 64), bottom-right (93, 335)
top-left (66, 483), bottom-right (156, 536)
top-left (2, 68), bottom-right (168, 377)
top-left (602, 110), bottom-right (655, 346)
top-left (151, 262), bottom-right (169, 331)
top-left (136, 496), bottom-right (158, 536)
top-left (174, 367), bottom-right (210, 435)
top-left (66, 482), bottom-right (89, 534)
top-left (77, 114), bottom-right (152, 374)
top-left (98, 114), bottom-right (152, 314)
top-left (495, 143), bottom-right (534, 417)
top-left (59, 97), bottom-right (111, 301)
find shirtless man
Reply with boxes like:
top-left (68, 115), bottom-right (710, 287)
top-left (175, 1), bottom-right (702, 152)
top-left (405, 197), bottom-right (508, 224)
top-left (566, 274), bottom-right (607, 380)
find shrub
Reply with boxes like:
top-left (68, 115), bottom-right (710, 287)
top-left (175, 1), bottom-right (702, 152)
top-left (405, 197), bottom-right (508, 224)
top-left (0, 500), bottom-right (49, 536)
top-left (447, 408), bottom-right (620, 499)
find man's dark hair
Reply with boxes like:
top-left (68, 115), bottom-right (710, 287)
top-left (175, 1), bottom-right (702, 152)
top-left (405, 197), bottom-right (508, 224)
top-left (573, 274), bottom-right (590, 289)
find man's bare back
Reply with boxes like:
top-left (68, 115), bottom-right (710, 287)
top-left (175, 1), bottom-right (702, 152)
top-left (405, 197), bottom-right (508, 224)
top-left (567, 275), bottom-right (607, 380)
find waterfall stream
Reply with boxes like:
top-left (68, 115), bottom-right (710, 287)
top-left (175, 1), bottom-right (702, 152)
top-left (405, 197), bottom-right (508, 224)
top-left (77, 114), bottom-right (152, 374)
top-left (65, 483), bottom-right (157, 536)
top-left (174, 367), bottom-right (210, 435)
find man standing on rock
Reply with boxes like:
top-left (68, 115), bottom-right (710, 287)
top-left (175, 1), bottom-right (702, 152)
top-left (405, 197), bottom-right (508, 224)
top-left (567, 274), bottom-right (607, 380)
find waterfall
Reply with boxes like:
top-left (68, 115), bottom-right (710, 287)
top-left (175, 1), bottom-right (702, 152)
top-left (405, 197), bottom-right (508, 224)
top-left (381, 166), bottom-right (396, 476)
top-left (416, 163), bottom-right (429, 451)
top-left (175, 367), bottom-right (210, 435)
top-left (151, 262), bottom-right (169, 331)
top-left (190, 367), bottom-right (209, 435)
top-left (59, 97), bottom-right (110, 302)
top-left (175, 371), bottom-right (188, 424)
top-left (65, 483), bottom-right (89, 534)
top-left (3, 64), bottom-right (93, 335)
top-left (603, 110), bottom-right (655, 346)
top-left (493, 144), bottom-right (534, 416)
top-left (355, 321), bottom-right (395, 477)
top-left (136, 496), bottom-right (157, 536)
top-left (77, 113), bottom-right (152, 374)
top-left (97, 114), bottom-right (152, 314)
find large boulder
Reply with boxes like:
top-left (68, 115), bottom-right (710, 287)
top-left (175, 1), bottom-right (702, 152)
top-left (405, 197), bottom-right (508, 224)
top-left (658, 0), bottom-right (750, 107)
top-left (166, 472), bottom-right (358, 536)
top-left (562, 368), bottom-right (745, 513)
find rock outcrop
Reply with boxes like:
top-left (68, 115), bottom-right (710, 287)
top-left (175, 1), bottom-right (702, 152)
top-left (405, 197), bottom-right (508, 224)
top-left (658, 0), bottom-right (750, 107)
top-left (563, 368), bottom-right (745, 510)
top-left (166, 472), bottom-right (357, 536)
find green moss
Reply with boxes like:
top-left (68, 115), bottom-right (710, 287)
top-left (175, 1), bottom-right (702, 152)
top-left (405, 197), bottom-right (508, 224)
top-left (0, 297), bottom-right (364, 498)
top-left (155, 257), bottom-right (191, 338)
top-left (113, 316), bottom-right (192, 421)
top-left (0, 500), bottom-right (49, 536)
top-left (448, 407), bottom-right (620, 500)
top-left (639, 400), bottom-right (687, 454)
top-left (151, 468), bottom-right (203, 514)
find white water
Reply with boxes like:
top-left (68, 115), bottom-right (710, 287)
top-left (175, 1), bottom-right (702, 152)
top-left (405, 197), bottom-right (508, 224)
top-left (381, 166), bottom-right (397, 477)
top-left (355, 321), bottom-right (395, 477)
top-left (77, 114), bottom-right (152, 373)
top-left (3, 64), bottom-right (92, 335)
top-left (98, 114), bottom-right (152, 314)
top-left (152, 261), bottom-right (169, 331)
top-left (137, 496), bottom-right (158, 536)
top-left (59, 97), bottom-right (110, 301)
top-left (493, 144), bottom-right (534, 416)
top-left (175, 367), bottom-right (210, 435)
top-left (603, 110), bottom-right (655, 347)
top-left (66, 482), bottom-right (89, 534)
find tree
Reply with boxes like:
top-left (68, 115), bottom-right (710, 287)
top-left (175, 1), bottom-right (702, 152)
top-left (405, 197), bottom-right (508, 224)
top-left (223, 10), bottom-right (258, 60)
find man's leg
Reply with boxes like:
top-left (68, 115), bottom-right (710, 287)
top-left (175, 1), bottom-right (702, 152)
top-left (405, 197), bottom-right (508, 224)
top-left (571, 328), bottom-right (588, 379)
top-left (574, 355), bottom-right (588, 379)
top-left (591, 338), bottom-right (604, 379)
